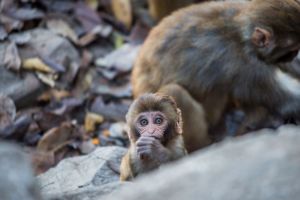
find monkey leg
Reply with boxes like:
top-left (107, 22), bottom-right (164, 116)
top-left (158, 84), bottom-right (211, 152)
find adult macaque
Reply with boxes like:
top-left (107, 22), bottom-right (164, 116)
top-left (120, 93), bottom-right (187, 181)
top-left (132, 0), bottom-right (300, 152)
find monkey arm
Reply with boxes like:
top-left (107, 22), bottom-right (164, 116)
top-left (166, 135), bottom-right (187, 161)
top-left (120, 150), bottom-right (135, 181)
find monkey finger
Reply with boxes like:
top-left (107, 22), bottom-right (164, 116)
top-left (136, 139), bottom-right (155, 146)
top-left (138, 136), bottom-right (156, 142)
top-left (137, 146), bottom-right (152, 154)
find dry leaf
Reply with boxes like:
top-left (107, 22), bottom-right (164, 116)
top-left (0, 95), bottom-right (16, 127)
top-left (23, 57), bottom-right (54, 73)
top-left (78, 25), bottom-right (112, 46)
top-left (0, 25), bottom-right (8, 40)
top-left (38, 89), bottom-right (70, 102)
top-left (4, 42), bottom-right (21, 71)
top-left (90, 97), bottom-right (130, 121)
top-left (28, 149), bottom-right (55, 175)
top-left (36, 72), bottom-right (56, 87)
top-left (112, 0), bottom-right (133, 29)
top-left (92, 81), bottom-right (132, 98)
top-left (84, 112), bottom-right (104, 133)
top-left (96, 44), bottom-right (140, 72)
top-left (8, 8), bottom-right (44, 21)
top-left (46, 19), bottom-right (78, 44)
top-left (85, 0), bottom-right (99, 10)
top-left (37, 122), bottom-right (75, 152)
top-left (74, 1), bottom-right (102, 32)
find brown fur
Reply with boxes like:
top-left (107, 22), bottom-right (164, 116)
top-left (132, 0), bottom-right (300, 151)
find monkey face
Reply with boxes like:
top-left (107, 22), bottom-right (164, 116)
top-left (135, 111), bottom-right (168, 141)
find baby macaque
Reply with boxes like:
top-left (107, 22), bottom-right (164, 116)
top-left (120, 93), bottom-right (187, 181)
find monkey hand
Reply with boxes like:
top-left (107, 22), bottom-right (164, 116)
top-left (136, 136), bottom-right (171, 164)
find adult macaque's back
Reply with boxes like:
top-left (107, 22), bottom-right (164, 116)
top-left (132, 0), bottom-right (300, 152)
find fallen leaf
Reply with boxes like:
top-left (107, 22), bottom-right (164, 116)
top-left (78, 25), bottom-right (112, 46)
top-left (8, 31), bottom-right (31, 45)
top-left (129, 21), bottom-right (151, 44)
top-left (0, 114), bottom-right (32, 140)
top-left (36, 72), bottom-right (56, 87)
top-left (38, 89), bottom-right (71, 102)
top-left (37, 121), bottom-right (76, 152)
top-left (27, 148), bottom-right (55, 175)
top-left (90, 97), bottom-right (130, 121)
top-left (84, 112), bottom-right (104, 133)
top-left (6, 8), bottom-right (44, 21)
top-left (0, 25), bottom-right (8, 40)
top-left (0, 95), bottom-right (16, 127)
top-left (111, 0), bottom-right (133, 29)
top-left (40, 0), bottom-right (74, 13)
top-left (4, 41), bottom-right (21, 71)
top-left (0, 13), bottom-right (23, 32)
top-left (24, 122), bottom-right (42, 146)
top-left (92, 81), bottom-right (132, 98)
top-left (85, 0), bottom-right (99, 10)
top-left (46, 19), bottom-right (78, 44)
top-left (96, 44), bottom-right (140, 73)
top-left (33, 112), bottom-right (66, 132)
top-left (40, 56), bottom-right (66, 73)
top-left (74, 1), bottom-right (102, 32)
top-left (23, 57), bottom-right (54, 73)
top-left (48, 97), bottom-right (84, 116)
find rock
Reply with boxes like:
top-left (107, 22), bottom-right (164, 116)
top-left (37, 146), bottom-right (127, 200)
top-left (104, 125), bottom-right (300, 200)
top-left (0, 142), bottom-right (42, 200)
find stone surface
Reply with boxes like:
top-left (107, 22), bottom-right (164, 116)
top-left (37, 146), bottom-right (127, 200)
top-left (0, 142), bottom-right (42, 200)
top-left (104, 125), bottom-right (300, 200)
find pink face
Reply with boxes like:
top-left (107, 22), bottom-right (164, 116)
top-left (135, 111), bottom-right (168, 140)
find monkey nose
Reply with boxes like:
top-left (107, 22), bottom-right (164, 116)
top-left (145, 129), bottom-right (156, 136)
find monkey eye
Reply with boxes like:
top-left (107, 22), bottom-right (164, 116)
top-left (154, 117), bottom-right (163, 124)
top-left (140, 119), bottom-right (148, 126)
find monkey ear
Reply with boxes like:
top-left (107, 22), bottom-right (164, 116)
top-left (251, 27), bottom-right (272, 48)
top-left (175, 108), bottom-right (183, 134)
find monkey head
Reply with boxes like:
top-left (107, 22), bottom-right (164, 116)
top-left (135, 111), bottom-right (168, 141)
top-left (126, 93), bottom-right (182, 144)
top-left (246, 0), bottom-right (300, 64)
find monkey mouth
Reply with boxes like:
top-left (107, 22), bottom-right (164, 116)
top-left (276, 50), bottom-right (299, 63)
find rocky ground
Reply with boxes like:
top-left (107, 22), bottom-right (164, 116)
top-left (1, 125), bottom-right (300, 200)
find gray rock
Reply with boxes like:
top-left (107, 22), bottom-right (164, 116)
top-left (37, 146), bottom-right (127, 200)
top-left (0, 142), bottom-right (42, 200)
top-left (104, 125), bottom-right (300, 200)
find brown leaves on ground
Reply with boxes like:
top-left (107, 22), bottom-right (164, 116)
top-left (0, 0), bottom-right (204, 175)
top-left (0, 0), bottom-right (151, 175)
